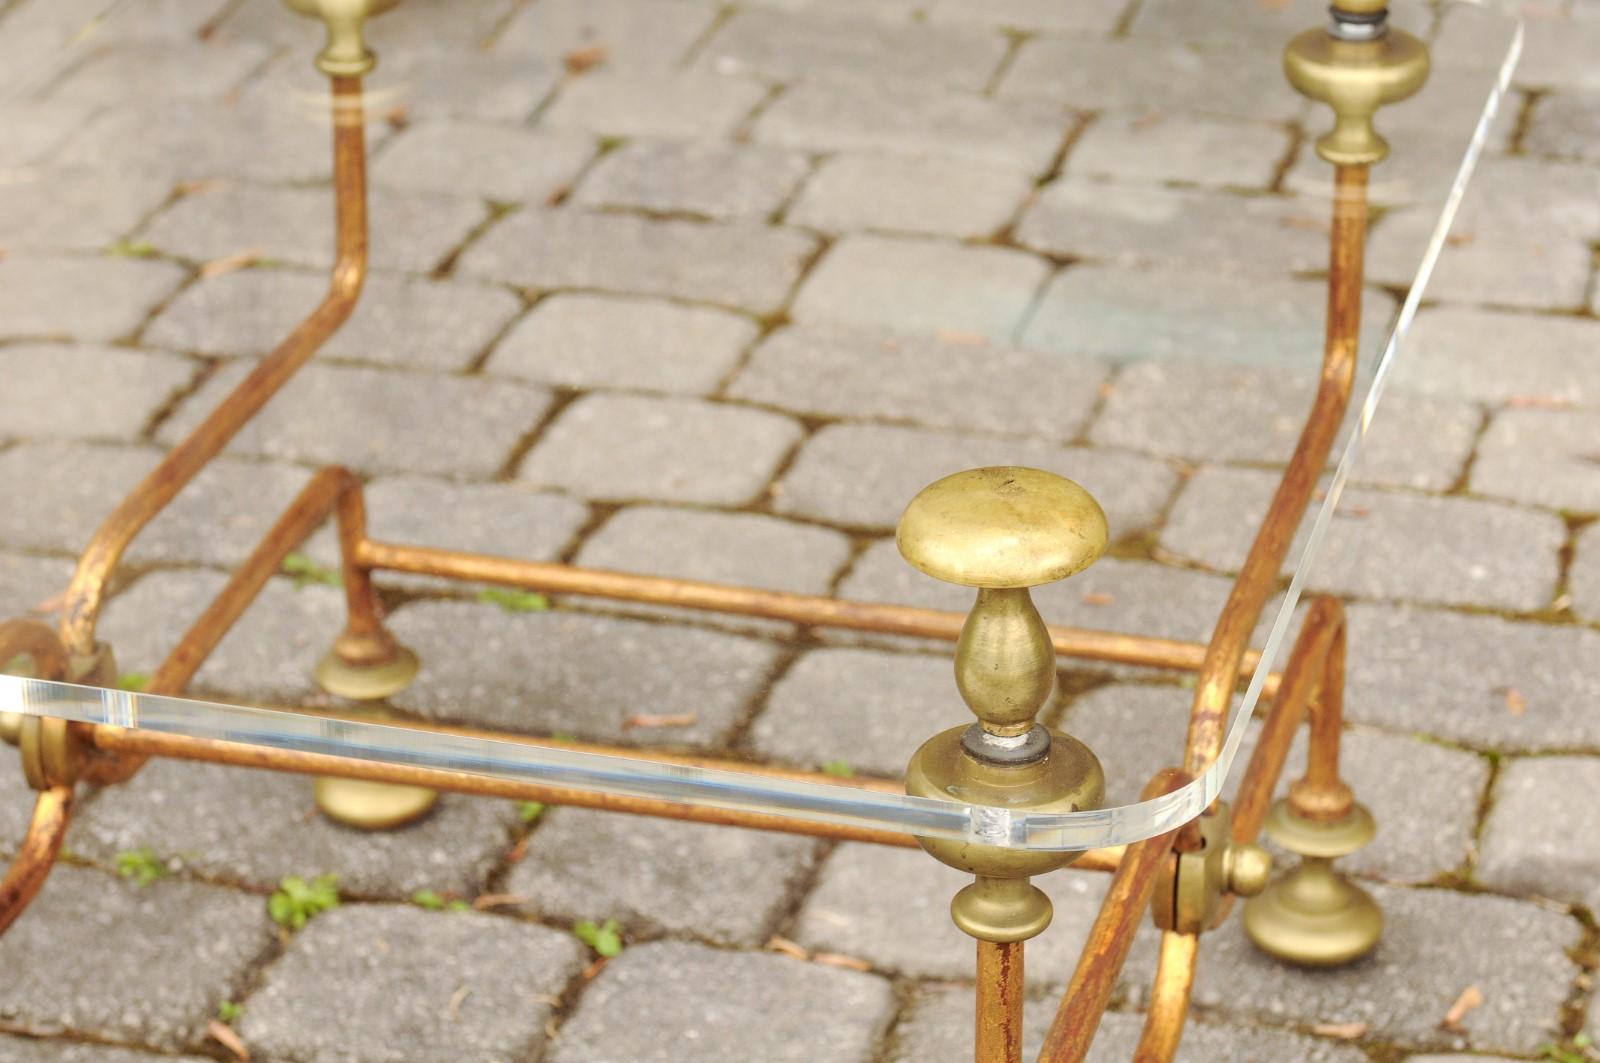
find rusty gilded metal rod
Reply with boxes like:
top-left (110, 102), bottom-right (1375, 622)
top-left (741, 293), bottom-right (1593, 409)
top-left (1182, 164), bottom-right (1368, 776)
top-left (1037, 769), bottom-right (1190, 1063)
top-left (0, 785), bottom-right (73, 936)
top-left (1132, 931), bottom-right (1200, 1062)
top-left (978, 940), bottom-right (1026, 1063)
top-left (56, 75), bottom-right (370, 660)
top-left (356, 539), bottom-right (1275, 692)
top-left (1231, 596), bottom-right (1352, 844)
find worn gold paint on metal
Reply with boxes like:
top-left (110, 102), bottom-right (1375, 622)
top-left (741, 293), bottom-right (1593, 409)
top-left (1153, 803), bottom-right (1271, 935)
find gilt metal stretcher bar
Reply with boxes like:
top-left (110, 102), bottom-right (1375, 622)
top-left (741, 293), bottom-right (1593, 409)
top-left (0, 0), bottom-right (1522, 1060)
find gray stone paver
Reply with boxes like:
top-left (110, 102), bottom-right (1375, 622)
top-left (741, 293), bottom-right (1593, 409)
top-left (0, 865), bottom-right (273, 1052)
top-left (0, 442), bottom-right (315, 570)
top-left (1524, 90), bottom-right (1600, 161)
top-left (1015, 179), bottom-right (1331, 275)
top-left (240, 904), bottom-right (586, 1063)
top-left (571, 505), bottom-right (853, 631)
top-left (1137, 883), bottom-right (1578, 1053)
top-left (541, 70), bottom-right (769, 139)
top-left (388, 600), bottom-right (782, 748)
top-left (1572, 523), bottom-right (1600, 621)
top-left (572, 139), bottom-right (812, 222)
top-left (1476, 756), bottom-right (1600, 911)
top-left (1068, 114), bottom-right (1289, 190)
top-left (72, 756), bottom-right (521, 900)
top-left (373, 121), bottom-right (596, 204)
top-left (0, 552), bottom-right (73, 627)
top-left (496, 0), bottom-right (719, 70)
top-left (0, 170), bottom-right (173, 253)
top-left (1397, 307), bottom-right (1600, 406)
top-left (1022, 265), bottom-right (1393, 366)
top-left (1471, 408), bottom-right (1600, 513)
top-left (457, 207), bottom-right (818, 314)
top-left (145, 267), bottom-right (526, 371)
top-left (786, 153), bottom-right (1032, 239)
top-left (746, 647), bottom-right (968, 777)
top-left (158, 361), bottom-right (550, 476)
top-left (0, 344), bottom-right (197, 444)
top-left (793, 844), bottom-right (1110, 986)
top-left (1162, 466), bottom-right (1566, 612)
top-left (753, 82), bottom-right (1069, 173)
top-left (1091, 359), bottom-right (1481, 491)
top-left (487, 292), bottom-right (759, 394)
top-left (140, 181), bottom-right (488, 275)
top-left (1341, 602), bottom-right (1600, 751)
top-left (45, 38), bottom-right (270, 106)
top-left (920, 0), bottom-right (1126, 32)
top-left (508, 806), bottom-right (821, 945)
top-left (1366, 208), bottom-right (1594, 312)
top-left (53, 99), bottom-right (375, 185)
top-left (890, 997), bottom-right (1369, 1063)
top-left (0, 256), bottom-right (186, 343)
top-left (697, 8), bottom-right (1008, 93)
top-left (999, 36), bottom-right (1305, 122)
top-left (548, 941), bottom-right (897, 1063)
top-left (774, 422), bottom-right (1178, 535)
top-left (790, 234), bottom-right (1051, 343)
top-left (0, 1035), bottom-right (212, 1063)
top-left (8, 0), bottom-right (1600, 1058)
top-left (728, 326), bottom-right (1110, 440)
top-left (518, 392), bottom-right (802, 506)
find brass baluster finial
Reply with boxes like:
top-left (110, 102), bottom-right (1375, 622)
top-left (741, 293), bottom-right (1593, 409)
top-left (900, 467), bottom-right (1108, 946)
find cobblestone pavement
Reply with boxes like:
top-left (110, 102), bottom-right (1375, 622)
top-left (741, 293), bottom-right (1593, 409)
top-left (1, 0), bottom-right (1598, 1060)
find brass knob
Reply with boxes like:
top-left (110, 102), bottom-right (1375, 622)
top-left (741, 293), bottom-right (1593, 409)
top-left (1225, 842), bottom-right (1273, 899)
top-left (284, 0), bottom-right (401, 77)
top-left (899, 467), bottom-right (1108, 943)
top-left (1283, 19), bottom-right (1429, 165)
top-left (898, 466), bottom-right (1108, 747)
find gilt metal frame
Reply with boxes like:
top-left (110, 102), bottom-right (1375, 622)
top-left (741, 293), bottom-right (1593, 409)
top-left (0, 1), bottom-right (1445, 1059)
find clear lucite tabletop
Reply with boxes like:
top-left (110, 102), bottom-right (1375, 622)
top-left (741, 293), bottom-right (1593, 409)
top-left (1, 0), bottom-right (1522, 850)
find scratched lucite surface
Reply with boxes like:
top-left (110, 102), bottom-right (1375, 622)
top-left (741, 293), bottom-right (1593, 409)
top-left (0, 0), bottom-right (1522, 849)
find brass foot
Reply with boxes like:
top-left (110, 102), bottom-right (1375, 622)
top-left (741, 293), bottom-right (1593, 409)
top-left (315, 775), bottom-right (438, 831)
top-left (314, 642), bottom-right (420, 701)
top-left (1244, 799), bottom-right (1381, 967)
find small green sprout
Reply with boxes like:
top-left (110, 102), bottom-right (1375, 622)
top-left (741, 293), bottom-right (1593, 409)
top-left (2, 654), bottom-right (29, 675)
top-left (573, 917), bottom-right (624, 957)
top-left (116, 672), bottom-right (150, 692)
top-left (114, 847), bottom-right (170, 887)
top-left (217, 1000), bottom-right (244, 1023)
top-left (550, 732), bottom-right (577, 744)
top-left (821, 760), bottom-right (854, 778)
top-left (411, 889), bottom-right (468, 912)
top-left (517, 800), bottom-right (546, 824)
top-left (477, 587), bottom-right (550, 613)
top-left (281, 551), bottom-right (342, 589)
top-left (105, 239), bottom-right (157, 258)
top-left (268, 873), bottom-right (340, 930)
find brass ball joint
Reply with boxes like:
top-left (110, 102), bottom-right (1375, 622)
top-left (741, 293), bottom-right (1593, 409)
top-left (284, 0), bottom-right (400, 77)
top-left (1284, 2), bottom-right (1430, 165)
top-left (900, 467), bottom-right (1109, 943)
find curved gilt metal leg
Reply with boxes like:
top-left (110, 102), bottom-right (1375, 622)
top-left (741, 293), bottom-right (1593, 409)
top-left (1133, 931), bottom-right (1198, 1063)
top-left (0, 619), bottom-right (80, 934)
top-left (0, 786), bottom-right (74, 935)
